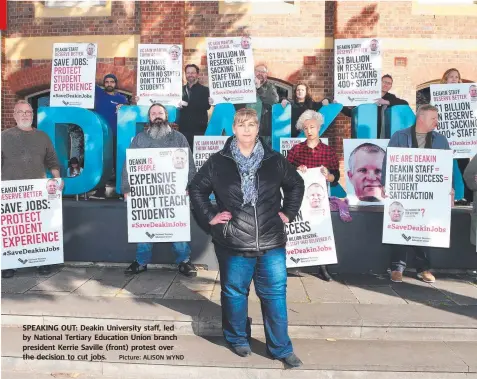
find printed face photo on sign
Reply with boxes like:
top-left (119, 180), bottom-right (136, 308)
top-left (470, 85), bottom-right (477, 101)
top-left (169, 45), bottom-right (181, 61)
top-left (173, 149), bottom-right (188, 169)
top-left (347, 142), bottom-right (385, 202)
top-left (307, 183), bottom-right (326, 210)
top-left (46, 179), bottom-right (59, 195)
top-left (389, 201), bottom-right (405, 223)
top-left (86, 43), bottom-right (96, 58)
top-left (370, 39), bottom-right (379, 54)
top-left (241, 36), bottom-right (251, 50)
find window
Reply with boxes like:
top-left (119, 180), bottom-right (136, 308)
top-left (44, 0), bottom-right (107, 7)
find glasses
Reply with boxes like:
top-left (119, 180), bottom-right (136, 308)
top-left (15, 111), bottom-right (33, 116)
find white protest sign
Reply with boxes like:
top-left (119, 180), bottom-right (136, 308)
top-left (334, 38), bottom-right (382, 106)
top-left (50, 43), bottom-right (97, 108)
top-left (343, 139), bottom-right (389, 206)
top-left (193, 136), bottom-right (229, 172)
top-left (285, 168), bottom-right (338, 268)
top-left (1, 179), bottom-right (64, 269)
top-left (137, 44), bottom-right (183, 106)
top-left (382, 147), bottom-right (453, 248)
top-left (207, 36), bottom-right (256, 105)
top-left (430, 83), bottom-right (477, 158)
top-left (126, 148), bottom-right (191, 243)
top-left (280, 138), bottom-right (328, 159)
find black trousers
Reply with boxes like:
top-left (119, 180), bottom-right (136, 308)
top-left (390, 245), bottom-right (430, 273)
top-left (457, 158), bottom-right (473, 202)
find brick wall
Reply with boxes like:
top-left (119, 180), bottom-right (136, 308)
top-left (5, 1), bottom-right (139, 38)
top-left (2, 0), bottom-right (477, 170)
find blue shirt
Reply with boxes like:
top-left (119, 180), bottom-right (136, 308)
top-left (94, 85), bottom-right (128, 135)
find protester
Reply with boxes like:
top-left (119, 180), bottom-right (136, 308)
top-left (281, 83), bottom-right (330, 137)
top-left (341, 74), bottom-right (408, 138)
top-left (178, 64), bottom-right (212, 147)
top-left (439, 68), bottom-right (471, 206)
top-left (253, 64), bottom-right (279, 142)
top-left (463, 153), bottom-right (477, 248)
top-left (382, 104), bottom-right (453, 283)
top-left (347, 143), bottom-right (385, 202)
top-left (1, 100), bottom-right (63, 279)
top-left (91, 73), bottom-right (133, 199)
top-left (67, 157), bottom-right (83, 177)
top-left (286, 110), bottom-right (339, 281)
top-left (121, 103), bottom-right (198, 277)
top-left (188, 108), bottom-right (305, 367)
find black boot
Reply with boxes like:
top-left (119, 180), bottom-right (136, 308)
top-left (38, 265), bottom-right (52, 275)
top-left (2, 269), bottom-right (15, 279)
top-left (178, 260), bottom-right (198, 277)
top-left (231, 345), bottom-right (252, 357)
top-left (280, 353), bottom-right (303, 368)
top-left (320, 265), bottom-right (333, 282)
top-left (124, 261), bottom-right (147, 275)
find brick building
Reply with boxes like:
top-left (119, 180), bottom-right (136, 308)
top-left (2, 0), bottom-right (477, 173)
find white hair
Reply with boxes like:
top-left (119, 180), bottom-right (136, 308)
top-left (296, 110), bottom-right (324, 131)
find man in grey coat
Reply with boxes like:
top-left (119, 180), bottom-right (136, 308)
top-left (382, 104), bottom-right (454, 284)
top-left (121, 103), bottom-right (197, 277)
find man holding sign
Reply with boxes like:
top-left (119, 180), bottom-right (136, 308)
top-left (121, 103), bottom-right (198, 277)
top-left (382, 104), bottom-right (453, 283)
top-left (1, 100), bottom-right (63, 279)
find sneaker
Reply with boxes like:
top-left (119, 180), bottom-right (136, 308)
top-left (280, 353), bottom-right (303, 368)
top-left (124, 261), bottom-right (147, 275)
top-left (2, 269), bottom-right (15, 279)
top-left (178, 260), bottom-right (198, 277)
top-left (417, 271), bottom-right (435, 283)
top-left (37, 265), bottom-right (52, 275)
top-left (231, 345), bottom-right (252, 357)
top-left (390, 271), bottom-right (403, 283)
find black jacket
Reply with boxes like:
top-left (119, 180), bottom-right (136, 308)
top-left (188, 137), bottom-right (305, 254)
top-left (178, 82), bottom-right (211, 146)
top-left (341, 92), bottom-right (409, 138)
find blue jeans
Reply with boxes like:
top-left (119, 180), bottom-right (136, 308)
top-left (136, 242), bottom-right (191, 265)
top-left (217, 247), bottom-right (293, 359)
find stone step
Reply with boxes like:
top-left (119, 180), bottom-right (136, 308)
top-left (2, 326), bottom-right (477, 379)
top-left (2, 293), bottom-right (477, 341)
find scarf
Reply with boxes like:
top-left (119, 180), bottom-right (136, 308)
top-left (230, 137), bottom-right (265, 206)
top-left (329, 197), bottom-right (352, 223)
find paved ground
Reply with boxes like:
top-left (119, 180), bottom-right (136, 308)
top-left (2, 265), bottom-right (477, 379)
top-left (2, 264), bottom-right (477, 305)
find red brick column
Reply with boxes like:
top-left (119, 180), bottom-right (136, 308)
top-left (140, 1), bottom-right (185, 46)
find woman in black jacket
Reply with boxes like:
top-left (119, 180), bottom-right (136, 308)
top-left (188, 108), bottom-right (305, 368)
top-left (281, 82), bottom-right (330, 137)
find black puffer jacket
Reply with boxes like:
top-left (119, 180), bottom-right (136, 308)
top-left (188, 137), bottom-right (304, 254)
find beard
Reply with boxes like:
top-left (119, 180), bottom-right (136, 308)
top-left (148, 119), bottom-right (171, 139)
top-left (17, 121), bottom-right (33, 130)
top-left (104, 85), bottom-right (115, 92)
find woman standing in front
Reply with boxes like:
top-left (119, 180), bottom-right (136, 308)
top-left (188, 108), bottom-right (305, 368)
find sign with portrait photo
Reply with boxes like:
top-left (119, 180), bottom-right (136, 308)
top-left (1, 179), bottom-right (64, 270)
top-left (206, 36), bottom-right (256, 105)
top-left (382, 147), bottom-right (453, 248)
top-left (137, 44), bottom-right (183, 106)
top-left (334, 38), bottom-right (382, 106)
top-left (430, 82), bottom-right (477, 158)
top-left (126, 148), bottom-right (191, 243)
top-left (343, 139), bottom-right (389, 206)
top-left (285, 168), bottom-right (337, 268)
top-left (50, 43), bottom-right (97, 108)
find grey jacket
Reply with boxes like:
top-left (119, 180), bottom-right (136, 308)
top-left (463, 155), bottom-right (477, 245)
top-left (121, 128), bottom-right (196, 194)
top-left (382, 126), bottom-right (451, 186)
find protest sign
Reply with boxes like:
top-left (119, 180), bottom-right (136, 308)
top-left (206, 36), bottom-right (256, 105)
top-left (50, 43), bottom-right (97, 108)
top-left (137, 44), bottom-right (183, 106)
top-left (280, 138), bottom-right (328, 159)
top-left (126, 148), bottom-right (190, 243)
top-left (334, 38), bottom-right (382, 106)
top-left (343, 139), bottom-right (388, 206)
top-left (286, 168), bottom-right (337, 268)
top-left (1, 179), bottom-right (64, 269)
top-left (382, 147), bottom-right (453, 248)
top-left (430, 83), bottom-right (477, 158)
top-left (193, 136), bottom-right (229, 172)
